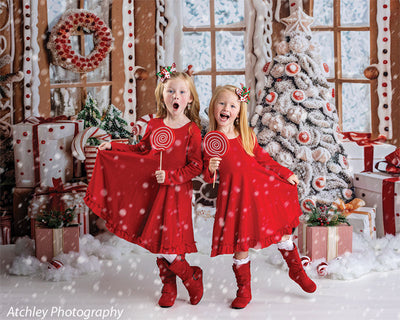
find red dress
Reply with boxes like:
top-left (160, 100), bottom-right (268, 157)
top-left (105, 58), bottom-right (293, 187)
top-left (85, 118), bottom-right (202, 254)
top-left (203, 136), bottom-right (302, 257)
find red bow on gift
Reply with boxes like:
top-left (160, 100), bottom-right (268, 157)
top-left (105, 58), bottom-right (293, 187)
top-left (375, 148), bottom-right (400, 174)
top-left (36, 178), bottom-right (87, 212)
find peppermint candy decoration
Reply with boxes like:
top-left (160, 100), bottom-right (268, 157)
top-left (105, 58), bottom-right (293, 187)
top-left (132, 114), bottom-right (155, 137)
top-left (265, 91), bottom-right (278, 104)
top-left (312, 176), bottom-right (326, 191)
top-left (317, 262), bottom-right (328, 276)
top-left (291, 90), bottom-right (306, 102)
top-left (296, 130), bottom-right (311, 145)
top-left (342, 188), bottom-right (353, 200)
top-left (301, 256), bottom-right (311, 267)
top-left (150, 126), bottom-right (175, 151)
top-left (301, 198), bottom-right (316, 212)
top-left (285, 62), bottom-right (301, 76)
top-left (203, 131), bottom-right (230, 158)
top-left (48, 259), bottom-right (64, 270)
top-left (322, 63), bottom-right (329, 73)
top-left (323, 102), bottom-right (334, 117)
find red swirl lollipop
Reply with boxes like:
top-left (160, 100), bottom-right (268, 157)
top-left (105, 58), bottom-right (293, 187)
top-left (203, 131), bottom-right (230, 187)
top-left (151, 126), bottom-right (175, 169)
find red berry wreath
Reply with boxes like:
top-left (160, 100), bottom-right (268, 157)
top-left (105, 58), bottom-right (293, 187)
top-left (47, 9), bottom-right (114, 73)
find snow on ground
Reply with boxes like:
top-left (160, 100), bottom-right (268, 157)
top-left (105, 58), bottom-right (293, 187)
top-left (1, 231), bottom-right (400, 320)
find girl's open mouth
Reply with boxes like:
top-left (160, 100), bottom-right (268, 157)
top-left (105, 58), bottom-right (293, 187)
top-left (173, 103), bottom-right (179, 110)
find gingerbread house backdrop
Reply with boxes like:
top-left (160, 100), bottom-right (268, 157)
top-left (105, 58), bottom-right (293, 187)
top-left (0, 0), bottom-right (399, 241)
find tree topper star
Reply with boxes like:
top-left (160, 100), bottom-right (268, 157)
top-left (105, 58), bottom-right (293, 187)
top-left (281, 8), bottom-right (314, 36)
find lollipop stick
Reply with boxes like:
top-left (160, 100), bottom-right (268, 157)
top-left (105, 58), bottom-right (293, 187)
top-left (160, 151), bottom-right (163, 171)
top-left (213, 172), bottom-right (216, 188)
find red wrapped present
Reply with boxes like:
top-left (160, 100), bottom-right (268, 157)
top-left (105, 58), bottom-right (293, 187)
top-left (35, 225), bottom-right (79, 262)
top-left (13, 116), bottom-right (84, 188)
top-left (0, 215), bottom-right (12, 245)
top-left (29, 178), bottom-right (90, 238)
top-left (298, 221), bottom-right (353, 261)
top-left (340, 132), bottom-right (396, 173)
top-left (354, 172), bottom-right (400, 237)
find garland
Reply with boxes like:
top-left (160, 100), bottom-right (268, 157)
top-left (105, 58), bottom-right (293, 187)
top-left (47, 9), bottom-right (114, 73)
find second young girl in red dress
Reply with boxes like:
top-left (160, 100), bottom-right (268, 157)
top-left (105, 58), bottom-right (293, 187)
top-left (85, 65), bottom-right (204, 307)
top-left (202, 84), bottom-right (316, 309)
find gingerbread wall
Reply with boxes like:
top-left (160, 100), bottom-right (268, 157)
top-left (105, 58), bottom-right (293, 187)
top-left (3, 0), bottom-right (400, 145)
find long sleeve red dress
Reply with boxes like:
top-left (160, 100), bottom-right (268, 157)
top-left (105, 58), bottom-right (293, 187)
top-left (85, 118), bottom-right (203, 254)
top-left (202, 135), bottom-right (302, 257)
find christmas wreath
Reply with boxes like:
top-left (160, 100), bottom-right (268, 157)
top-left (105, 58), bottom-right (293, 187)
top-left (47, 9), bottom-right (114, 73)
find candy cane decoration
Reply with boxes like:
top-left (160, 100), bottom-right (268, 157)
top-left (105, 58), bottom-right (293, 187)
top-left (203, 131), bottom-right (230, 187)
top-left (71, 127), bottom-right (111, 160)
top-left (150, 126), bottom-right (175, 170)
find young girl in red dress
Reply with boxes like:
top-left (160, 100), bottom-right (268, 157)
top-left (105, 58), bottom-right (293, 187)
top-left (85, 65), bottom-right (203, 307)
top-left (202, 84), bottom-right (316, 309)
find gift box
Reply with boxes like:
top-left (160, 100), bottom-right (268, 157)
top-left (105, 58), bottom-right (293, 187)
top-left (354, 172), bottom-right (400, 237)
top-left (298, 221), bottom-right (353, 261)
top-left (342, 141), bottom-right (396, 173)
top-left (13, 117), bottom-right (84, 188)
top-left (346, 207), bottom-right (377, 240)
top-left (13, 187), bottom-right (34, 237)
top-left (35, 225), bottom-right (79, 261)
top-left (0, 215), bottom-right (12, 245)
top-left (28, 178), bottom-right (90, 238)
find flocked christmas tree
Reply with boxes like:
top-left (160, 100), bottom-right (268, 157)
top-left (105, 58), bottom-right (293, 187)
top-left (100, 104), bottom-right (131, 139)
top-left (251, 6), bottom-right (353, 212)
top-left (77, 93), bottom-right (101, 128)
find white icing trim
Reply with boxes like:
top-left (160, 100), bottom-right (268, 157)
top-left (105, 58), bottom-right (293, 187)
top-left (23, 0), bottom-right (33, 117)
top-left (250, 0), bottom-right (273, 113)
top-left (376, 0), bottom-right (392, 139)
top-left (156, 0), bottom-right (167, 71)
top-left (122, 0), bottom-right (136, 128)
top-left (30, 0), bottom-right (40, 117)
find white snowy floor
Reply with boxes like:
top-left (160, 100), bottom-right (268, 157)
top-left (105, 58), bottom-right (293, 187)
top-left (1, 236), bottom-right (400, 320)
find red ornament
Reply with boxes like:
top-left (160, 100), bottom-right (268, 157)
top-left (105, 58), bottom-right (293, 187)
top-left (323, 63), bottom-right (329, 73)
top-left (291, 90), bottom-right (305, 102)
top-left (301, 256), bottom-right (310, 267)
top-left (297, 131), bottom-right (310, 144)
top-left (285, 62), bottom-right (300, 76)
top-left (265, 91), bottom-right (277, 104)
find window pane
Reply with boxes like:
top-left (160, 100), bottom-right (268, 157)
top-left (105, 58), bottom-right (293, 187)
top-left (341, 0), bottom-right (369, 26)
top-left (216, 31), bottom-right (245, 70)
top-left (342, 83), bottom-right (371, 132)
top-left (183, 32), bottom-right (211, 71)
top-left (50, 87), bottom-right (82, 117)
top-left (193, 76), bottom-right (212, 117)
top-left (215, 0), bottom-right (244, 26)
top-left (183, 0), bottom-right (210, 27)
top-left (341, 31), bottom-right (370, 78)
top-left (50, 65), bottom-right (80, 84)
top-left (87, 86), bottom-right (111, 111)
top-left (312, 32), bottom-right (334, 78)
top-left (216, 75), bottom-right (245, 88)
top-left (47, 0), bottom-right (71, 30)
top-left (312, 0), bottom-right (333, 26)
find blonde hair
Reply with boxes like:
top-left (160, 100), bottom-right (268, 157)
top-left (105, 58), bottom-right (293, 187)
top-left (208, 85), bottom-right (255, 156)
top-left (155, 72), bottom-right (201, 129)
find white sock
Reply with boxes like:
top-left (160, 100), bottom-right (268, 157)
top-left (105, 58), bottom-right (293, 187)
top-left (277, 239), bottom-right (294, 251)
top-left (233, 256), bottom-right (250, 266)
top-left (158, 254), bottom-right (177, 264)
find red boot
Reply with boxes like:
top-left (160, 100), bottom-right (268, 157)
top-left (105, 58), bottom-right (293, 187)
top-left (279, 243), bottom-right (317, 293)
top-left (168, 255), bottom-right (203, 305)
top-left (231, 262), bottom-right (252, 309)
top-left (156, 258), bottom-right (177, 307)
